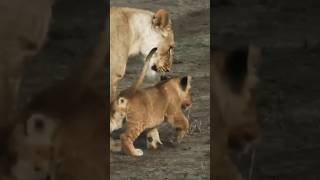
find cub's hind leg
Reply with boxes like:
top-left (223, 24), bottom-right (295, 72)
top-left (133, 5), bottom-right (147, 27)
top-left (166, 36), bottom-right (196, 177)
top-left (110, 138), bottom-right (121, 152)
top-left (167, 111), bottom-right (189, 143)
top-left (120, 124), bottom-right (144, 156)
top-left (146, 128), bottom-right (162, 149)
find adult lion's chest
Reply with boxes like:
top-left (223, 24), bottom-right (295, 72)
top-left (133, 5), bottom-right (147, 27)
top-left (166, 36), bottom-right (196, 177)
top-left (110, 12), bottom-right (133, 80)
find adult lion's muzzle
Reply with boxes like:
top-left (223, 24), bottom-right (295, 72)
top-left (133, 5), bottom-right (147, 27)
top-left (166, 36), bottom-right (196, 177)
top-left (151, 64), bottom-right (170, 72)
top-left (150, 48), bottom-right (173, 73)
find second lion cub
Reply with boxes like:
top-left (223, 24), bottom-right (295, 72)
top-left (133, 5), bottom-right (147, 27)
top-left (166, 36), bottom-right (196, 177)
top-left (111, 52), bottom-right (192, 157)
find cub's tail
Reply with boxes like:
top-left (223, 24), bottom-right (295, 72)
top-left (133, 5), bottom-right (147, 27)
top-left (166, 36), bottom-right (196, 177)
top-left (130, 47), bottom-right (157, 91)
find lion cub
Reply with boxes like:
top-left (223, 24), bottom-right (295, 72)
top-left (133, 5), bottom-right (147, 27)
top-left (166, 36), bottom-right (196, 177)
top-left (119, 75), bottom-right (192, 156)
top-left (111, 58), bottom-right (192, 156)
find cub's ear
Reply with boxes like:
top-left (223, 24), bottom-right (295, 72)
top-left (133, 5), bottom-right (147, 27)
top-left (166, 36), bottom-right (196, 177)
top-left (152, 9), bottom-right (171, 30)
top-left (117, 97), bottom-right (128, 106)
top-left (180, 76), bottom-right (192, 91)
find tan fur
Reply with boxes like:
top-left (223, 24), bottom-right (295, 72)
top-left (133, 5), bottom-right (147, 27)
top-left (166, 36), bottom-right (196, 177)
top-left (109, 96), bottom-right (128, 152)
top-left (110, 48), bottom-right (157, 130)
top-left (110, 7), bottom-right (175, 101)
top-left (110, 48), bottom-right (157, 152)
top-left (146, 85), bottom-right (192, 150)
top-left (112, 75), bottom-right (192, 156)
top-left (212, 46), bottom-right (262, 180)
top-left (146, 127), bottom-right (163, 149)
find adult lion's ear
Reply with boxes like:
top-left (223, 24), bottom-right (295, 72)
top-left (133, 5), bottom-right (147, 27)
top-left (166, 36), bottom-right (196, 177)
top-left (152, 9), bottom-right (171, 30)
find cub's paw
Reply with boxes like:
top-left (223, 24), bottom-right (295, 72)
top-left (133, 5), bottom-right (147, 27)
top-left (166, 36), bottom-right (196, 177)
top-left (132, 148), bottom-right (144, 156)
top-left (146, 129), bottom-right (163, 149)
top-left (147, 138), bottom-right (163, 149)
top-left (176, 136), bottom-right (183, 144)
top-left (176, 130), bottom-right (187, 144)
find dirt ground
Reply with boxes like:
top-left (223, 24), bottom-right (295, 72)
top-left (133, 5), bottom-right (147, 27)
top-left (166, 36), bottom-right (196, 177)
top-left (110, 1), bottom-right (210, 180)
top-left (214, 0), bottom-right (320, 179)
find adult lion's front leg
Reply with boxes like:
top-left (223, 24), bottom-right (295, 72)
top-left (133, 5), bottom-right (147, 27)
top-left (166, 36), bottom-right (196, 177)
top-left (109, 47), bottom-right (128, 153)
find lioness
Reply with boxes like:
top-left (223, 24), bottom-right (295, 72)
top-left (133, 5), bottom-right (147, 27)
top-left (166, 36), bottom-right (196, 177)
top-left (112, 71), bottom-right (192, 156)
top-left (110, 7), bottom-right (175, 101)
top-left (212, 46), bottom-right (262, 180)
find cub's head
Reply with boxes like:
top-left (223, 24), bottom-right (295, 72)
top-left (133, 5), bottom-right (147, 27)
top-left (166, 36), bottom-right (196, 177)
top-left (212, 45), bottom-right (262, 154)
top-left (110, 97), bottom-right (128, 133)
top-left (160, 75), bottom-right (192, 107)
top-left (143, 9), bottom-right (175, 77)
top-left (11, 113), bottom-right (57, 180)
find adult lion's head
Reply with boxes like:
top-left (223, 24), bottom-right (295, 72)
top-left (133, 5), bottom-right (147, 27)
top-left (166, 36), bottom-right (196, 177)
top-left (140, 9), bottom-right (175, 77)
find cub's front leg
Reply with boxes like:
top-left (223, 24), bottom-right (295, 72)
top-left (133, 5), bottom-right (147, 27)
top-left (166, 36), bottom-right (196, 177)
top-left (167, 111), bottom-right (189, 143)
top-left (146, 128), bottom-right (163, 149)
top-left (120, 124), bottom-right (145, 156)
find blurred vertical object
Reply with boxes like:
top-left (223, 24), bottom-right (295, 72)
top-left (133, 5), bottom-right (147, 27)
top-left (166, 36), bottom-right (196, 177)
top-left (0, 0), bottom-right (54, 163)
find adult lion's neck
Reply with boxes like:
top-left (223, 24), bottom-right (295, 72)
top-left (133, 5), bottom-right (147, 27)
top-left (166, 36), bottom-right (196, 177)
top-left (127, 10), bottom-right (154, 58)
